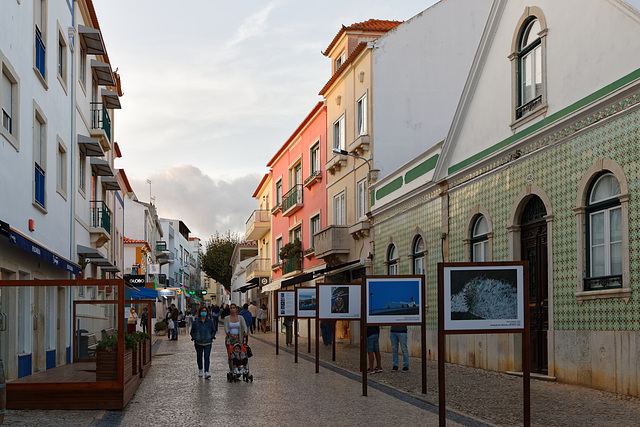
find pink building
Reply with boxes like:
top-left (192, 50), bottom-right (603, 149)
top-left (269, 101), bottom-right (327, 287)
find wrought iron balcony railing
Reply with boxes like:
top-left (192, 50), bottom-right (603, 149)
top-left (90, 200), bottom-right (112, 234)
top-left (282, 255), bottom-right (302, 275)
top-left (281, 184), bottom-right (303, 216)
top-left (91, 102), bottom-right (112, 142)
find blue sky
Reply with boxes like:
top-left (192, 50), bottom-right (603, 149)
top-left (369, 279), bottom-right (420, 309)
top-left (92, 0), bottom-right (438, 239)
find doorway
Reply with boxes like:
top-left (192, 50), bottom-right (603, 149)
top-left (520, 196), bottom-right (549, 374)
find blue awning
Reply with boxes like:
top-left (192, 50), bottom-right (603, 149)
top-left (8, 228), bottom-right (81, 276)
top-left (130, 286), bottom-right (158, 300)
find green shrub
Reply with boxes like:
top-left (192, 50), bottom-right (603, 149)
top-left (155, 320), bottom-right (167, 332)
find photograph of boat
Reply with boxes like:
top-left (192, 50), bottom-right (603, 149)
top-left (331, 286), bottom-right (349, 313)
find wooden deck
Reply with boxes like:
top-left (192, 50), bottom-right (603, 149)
top-left (7, 358), bottom-right (151, 410)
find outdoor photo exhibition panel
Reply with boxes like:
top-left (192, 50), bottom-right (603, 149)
top-left (365, 276), bottom-right (423, 325)
top-left (295, 288), bottom-right (317, 362)
top-left (363, 275), bottom-right (427, 396)
top-left (315, 283), bottom-right (362, 374)
top-left (438, 262), bottom-right (530, 427)
top-left (275, 290), bottom-right (295, 354)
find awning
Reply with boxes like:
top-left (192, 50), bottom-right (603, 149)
top-left (90, 157), bottom-right (114, 176)
top-left (91, 60), bottom-right (115, 86)
top-left (78, 25), bottom-right (105, 55)
top-left (130, 286), bottom-right (159, 300)
top-left (101, 176), bottom-right (120, 191)
top-left (6, 228), bottom-right (81, 276)
top-left (89, 257), bottom-right (112, 266)
top-left (281, 272), bottom-right (314, 288)
top-left (100, 265), bottom-right (121, 273)
top-left (77, 244), bottom-right (103, 258)
top-left (280, 260), bottom-right (361, 288)
top-left (101, 89), bottom-right (121, 110)
top-left (262, 278), bottom-right (282, 293)
top-left (78, 134), bottom-right (104, 157)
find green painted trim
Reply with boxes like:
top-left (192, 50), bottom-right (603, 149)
top-left (375, 176), bottom-right (403, 201)
top-left (405, 154), bottom-right (439, 184)
top-left (448, 67), bottom-right (640, 174)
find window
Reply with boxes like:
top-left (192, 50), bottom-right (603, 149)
top-left (471, 215), bottom-right (489, 262)
top-left (79, 43), bottom-right (86, 87)
top-left (334, 191), bottom-right (345, 226)
top-left (310, 214), bottom-right (321, 248)
top-left (1, 56), bottom-right (20, 149)
top-left (34, 0), bottom-right (46, 80)
top-left (357, 94), bottom-right (367, 136)
top-left (310, 143), bottom-right (320, 175)
top-left (412, 236), bottom-right (425, 275)
top-left (335, 52), bottom-right (345, 72)
top-left (357, 178), bottom-right (367, 219)
top-left (275, 237), bottom-right (283, 263)
top-left (333, 114), bottom-right (345, 150)
top-left (511, 9), bottom-right (547, 124)
top-left (291, 226), bottom-right (302, 245)
top-left (587, 173), bottom-right (622, 285)
top-left (56, 139), bottom-right (67, 197)
top-left (276, 180), bottom-right (282, 207)
top-left (57, 25), bottom-right (68, 90)
top-left (292, 162), bottom-right (302, 186)
top-left (387, 245), bottom-right (398, 275)
top-left (79, 147), bottom-right (86, 192)
top-left (34, 108), bottom-right (47, 208)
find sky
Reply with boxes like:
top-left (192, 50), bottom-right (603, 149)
top-left (92, 0), bottom-right (439, 241)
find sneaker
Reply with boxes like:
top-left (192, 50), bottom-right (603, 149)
top-left (198, 370), bottom-right (203, 377)
top-left (375, 366), bottom-right (383, 373)
top-left (205, 372), bottom-right (211, 379)
top-left (402, 367), bottom-right (409, 373)
top-left (391, 366), bottom-right (398, 372)
top-left (367, 369), bottom-right (376, 375)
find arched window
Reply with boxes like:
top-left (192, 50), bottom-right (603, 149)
top-left (471, 215), bottom-right (489, 262)
top-left (510, 8), bottom-right (547, 125)
top-left (586, 173), bottom-right (622, 288)
top-left (387, 244), bottom-right (398, 275)
top-left (412, 236), bottom-right (425, 275)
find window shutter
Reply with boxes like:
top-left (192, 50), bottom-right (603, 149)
top-left (340, 115), bottom-right (346, 150)
top-left (1, 73), bottom-right (11, 116)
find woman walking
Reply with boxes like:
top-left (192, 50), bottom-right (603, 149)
top-left (224, 303), bottom-right (248, 370)
top-left (257, 304), bottom-right (267, 333)
top-left (127, 306), bottom-right (138, 334)
top-left (190, 305), bottom-right (216, 379)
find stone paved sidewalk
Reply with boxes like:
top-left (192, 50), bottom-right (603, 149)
top-left (252, 330), bottom-right (640, 427)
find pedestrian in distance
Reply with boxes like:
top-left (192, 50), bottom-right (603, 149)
top-left (190, 305), bottom-right (216, 379)
top-left (224, 303), bottom-right (248, 371)
top-left (140, 307), bottom-right (149, 334)
top-left (239, 304), bottom-right (253, 333)
top-left (248, 301), bottom-right (258, 334)
top-left (127, 306), bottom-right (138, 334)
top-left (320, 320), bottom-right (333, 345)
top-left (284, 317), bottom-right (293, 347)
top-left (220, 304), bottom-right (230, 320)
top-left (170, 303), bottom-right (180, 340)
top-left (211, 304), bottom-right (220, 331)
top-left (390, 325), bottom-right (409, 372)
top-left (367, 325), bottom-right (382, 374)
top-left (165, 307), bottom-right (172, 339)
top-left (257, 304), bottom-right (267, 333)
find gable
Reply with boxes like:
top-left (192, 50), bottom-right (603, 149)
top-left (436, 0), bottom-right (640, 180)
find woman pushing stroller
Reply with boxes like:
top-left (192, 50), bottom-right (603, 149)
top-left (224, 303), bottom-right (252, 382)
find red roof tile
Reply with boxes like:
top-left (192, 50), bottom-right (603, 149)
top-left (323, 19), bottom-right (403, 56)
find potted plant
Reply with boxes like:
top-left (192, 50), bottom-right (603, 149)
top-left (96, 332), bottom-right (119, 382)
top-left (154, 320), bottom-right (167, 335)
top-left (125, 332), bottom-right (140, 376)
top-left (279, 239), bottom-right (302, 260)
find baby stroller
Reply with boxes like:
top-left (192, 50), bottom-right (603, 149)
top-left (226, 339), bottom-right (253, 383)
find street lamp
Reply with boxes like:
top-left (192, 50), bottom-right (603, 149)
top-left (332, 148), bottom-right (379, 182)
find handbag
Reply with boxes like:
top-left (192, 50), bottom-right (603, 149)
top-left (167, 319), bottom-right (174, 329)
top-left (246, 345), bottom-right (253, 358)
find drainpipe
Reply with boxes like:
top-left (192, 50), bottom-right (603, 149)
top-left (68, 0), bottom-right (77, 363)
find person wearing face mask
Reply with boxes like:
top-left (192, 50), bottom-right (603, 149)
top-left (190, 305), bottom-right (216, 379)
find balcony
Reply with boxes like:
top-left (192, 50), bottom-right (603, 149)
top-left (271, 203), bottom-right (281, 216)
top-left (90, 102), bottom-right (112, 150)
top-left (35, 27), bottom-right (45, 78)
top-left (313, 225), bottom-right (350, 264)
top-left (282, 255), bottom-right (302, 275)
top-left (90, 200), bottom-right (111, 247)
top-left (349, 220), bottom-right (370, 240)
top-left (304, 171), bottom-right (322, 189)
top-left (304, 247), bottom-right (315, 258)
top-left (347, 134), bottom-right (370, 156)
top-left (326, 154), bottom-right (348, 175)
top-left (281, 184), bottom-right (303, 217)
top-left (245, 210), bottom-right (270, 240)
top-left (245, 258), bottom-right (271, 282)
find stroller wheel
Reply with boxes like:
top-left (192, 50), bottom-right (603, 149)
top-left (226, 372), bottom-right (231, 382)
top-left (249, 375), bottom-right (253, 382)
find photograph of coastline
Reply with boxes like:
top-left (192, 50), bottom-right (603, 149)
top-left (297, 288), bottom-right (317, 318)
top-left (366, 277), bottom-right (422, 324)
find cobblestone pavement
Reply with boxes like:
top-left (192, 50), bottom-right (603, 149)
top-left (253, 330), bottom-right (640, 427)
top-left (4, 331), bottom-right (640, 426)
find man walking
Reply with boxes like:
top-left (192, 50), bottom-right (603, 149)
top-left (170, 303), bottom-right (180, 340)
top-left (390, 325), bottom-right (409, 372)
top-left (210, 304), bottom-right (220, 331)
top-left (248, 301), bottom-right (258, 334)
top-left (239, 304), bottom-right (253, 335)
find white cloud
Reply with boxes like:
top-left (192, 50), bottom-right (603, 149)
top-left (226, 1), bottom-right (281, 48)
top-left (129, 165), bottom-right (262, 239)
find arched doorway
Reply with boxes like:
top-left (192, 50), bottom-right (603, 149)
top-left (520, 196), bottom-right (548, 374)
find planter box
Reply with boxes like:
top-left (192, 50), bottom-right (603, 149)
top-left (124, 349), bottom-right (133, 382)
top-left (96, 349), bottom-right (118, 382)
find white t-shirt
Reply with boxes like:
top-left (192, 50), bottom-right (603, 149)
top-left (229, 321), bottom-right (240, 335)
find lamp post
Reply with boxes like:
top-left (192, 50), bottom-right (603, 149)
top-left (332, 148), bottom-right (379, 182)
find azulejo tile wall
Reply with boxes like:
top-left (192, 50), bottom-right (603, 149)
top-left (374, 104), bottom-right (639, 333)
